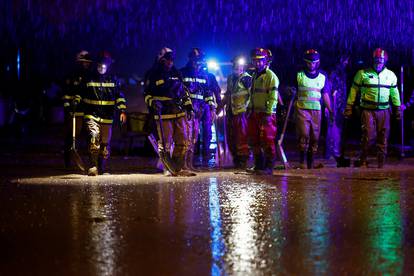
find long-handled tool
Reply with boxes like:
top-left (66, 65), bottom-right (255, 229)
top-left (70, 113), bottom-right (85, 172)
top-left (214, 121), bottom-right (222, 168)
top-left (276, 87), bottom-right (296, 169)
top-left (400, 65), bottom-right (405, 159)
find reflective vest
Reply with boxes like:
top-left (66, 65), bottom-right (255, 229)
top-left (248, 68), bottom-right (279, 114)
top-left (347, 68), bottom-right (400, 110)
top-left (296, 71), bottom-right (326, 110)
top-left (227, 72), bottom-right (251, 115)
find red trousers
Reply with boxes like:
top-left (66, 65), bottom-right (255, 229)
top-left (247, 112), bottom-right (277, 161)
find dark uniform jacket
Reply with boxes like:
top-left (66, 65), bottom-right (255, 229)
top-left (144, 65), bottom-right (192, 120)
top-left (78, 72), bottom-right (127, 124)
top-left (180, 64), bottom-right (215, 117)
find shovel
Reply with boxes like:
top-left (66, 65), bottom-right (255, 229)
top-left (70, 113), bottom-right (86, 172)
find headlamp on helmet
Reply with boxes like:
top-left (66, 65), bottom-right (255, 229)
top-left (303, 49), bottom-right (320, 63)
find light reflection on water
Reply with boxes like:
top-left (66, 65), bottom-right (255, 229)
top-left (88, 186), bottom-right (118, 276)
top-left (369, 184), bottom-right (403, 275)
top-left (305, 185), bottom-right (329, 274)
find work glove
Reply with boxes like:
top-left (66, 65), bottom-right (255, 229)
top-left (394, 106), bottom-right (402, 120)
top-left (120, 112), bottom-right (127, 125)
top-left (151, 100), bottom-right (162, 112)
top-left (72, 95), bottom-right (81, 113)
top-left (343, 105), bottom-right (353, 119)
top-left (185, 105), bottom-right (194, 121)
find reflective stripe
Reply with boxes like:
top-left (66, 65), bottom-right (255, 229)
top-left (87, 82), bottom-right (115, 87)
top-left (118, 104), bottom-right (127, 109)
top-left (361, 99), bottom-right (389, 107)
top-left (116, 98), bottom-right (126, 103)
top-left (152, 96), bottom-right (173, 101)
top-left (62, 95), bottom-right (74, 100)
top-left (298, 86), bottom-right (321, 92)
top-left (64, 103), bottom-right (70, 107)
top-left (183, 77), bottom-right (207, 84)
top-left (154, 112), bottom-right (186, 120)
top-left (184, 100), bottom-right (192, 106)
top-left (359, 84), bottom-right (395, 89)
top-left (144, 95), bottom-right (152, 104)
top-left (190, 94), bottom-right (204, 100)
top-left (84, 114), bottom-right (113, 124)
top-left (298, 97), bottom-right (320, 101)
top-left (83, 99), bottom-right (115, 105)
top-left (204, 96), bottom-right (214, 102)
top-left (156, 79), bottom-right (165, 86)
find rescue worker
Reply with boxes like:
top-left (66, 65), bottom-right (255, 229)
top-left (145, 47), bottom-right (194, 176)
top-left (295, 49), bottom-right (333, 169)
top-left (62, 50), bottom-right (92, 168)
top-left (181, 48), bottom-right (216, 169)
top-left (247, 48), bottom-right (279, 175)
top-left (344, 48), bottom-right (401, 168)
top-left (326, 54), bottom-right (350, 161)
top-left (77, 51), bottom-right (127, 176)
top-left (218, 55), bottom-right (252, 168)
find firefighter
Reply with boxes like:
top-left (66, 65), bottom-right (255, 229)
top-left (247, 48), bottom-right (279, 175)
top-left (218, 55), bottom-right (252, 168)
top-left (344, 48), bottom-right (401, 168)
top-left (295, 49), bottom-right (333, 169)
top-left (145, 47), bottom-right (194, 176)
top-left (62, 50), bottom-right (92, 168)
top-left (181, 48), bottom-right (216, 169)
top-left (77, 51), bottom-right (127, 176)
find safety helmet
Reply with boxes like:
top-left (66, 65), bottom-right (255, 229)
top-left (251, 48), bottom-right (268, 60)
top-left (303, 49), bottom-right (320, 63)
top-left (157, 47), bottom-right (174, 62)
top-left (372, 48), bottom-right (388, 62)
top-left (188, 48), bottom-right (205, 62)
top-left (76, 50), bottom-right (92, 63)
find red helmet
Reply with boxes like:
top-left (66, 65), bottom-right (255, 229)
top-left (303, 49), bottom-right (320, 62)
top-left (373, 48), bottom-right (388, 62)
top-left (251, 48), bottom-right (268, 60)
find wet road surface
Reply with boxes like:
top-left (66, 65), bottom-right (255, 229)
top-left (2, 156), bottom-right (414, 275)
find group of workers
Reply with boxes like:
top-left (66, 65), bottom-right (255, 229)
top-left (63, 46), bottom-right (403, 176)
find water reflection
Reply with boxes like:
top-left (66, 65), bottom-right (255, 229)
top-left (209, 177), bottom-right (225, 276)
top-left (305, 185), bottom-right (329, 274)
top-left (369, 185), bottom-right (403, 275)
top-left (87, 185), bottom-right (118, 276)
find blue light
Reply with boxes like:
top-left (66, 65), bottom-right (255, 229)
top-left (207, 59), bottom-right (219, 71)
top-left (17, 49), bottom-right (21, 80)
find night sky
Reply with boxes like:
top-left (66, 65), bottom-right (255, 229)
top-left (1, 0), bottom-right (414, 80)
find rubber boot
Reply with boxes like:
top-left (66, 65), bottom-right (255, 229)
top-left (88, 152), bottom-right (99, 176)
top-left (260, 158), bottom-right (274, 175)
top-left (184, 150), bottom-right (198, 172)
top-left (307, 151), bottom-right (314, 169)
top-left (354, 152), bottom-right (368, 168)
top-left (298, 151), bottom-right (306, 169)
top-left (247, 153), bottom-right (264, 173)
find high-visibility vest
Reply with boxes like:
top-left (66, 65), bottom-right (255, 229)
top-left (296, 71), bottom-right (326, 110)
top-left (248, 68), bottom-right (279, 114)
top-left (347, 67), bottom-right (400, 109)
top-left (227, 72), bottom-right (251, 114)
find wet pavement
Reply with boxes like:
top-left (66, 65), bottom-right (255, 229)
top-left (2, 149), bottom-right (414, 275)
